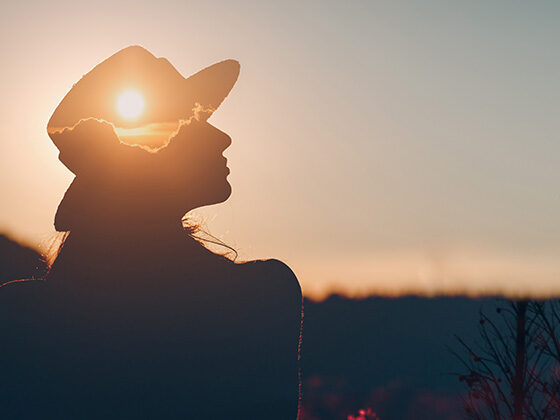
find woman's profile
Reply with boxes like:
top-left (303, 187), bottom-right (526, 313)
top-left (0, 46), bottom-right (302, 419)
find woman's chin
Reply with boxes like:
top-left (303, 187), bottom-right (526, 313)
top-left (219, 180), bottom-right (232, 202)
top-left (205, 180), bottom-right (232, 206)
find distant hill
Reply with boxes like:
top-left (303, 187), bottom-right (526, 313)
top-left (0, 234), bottom-right (47, 284)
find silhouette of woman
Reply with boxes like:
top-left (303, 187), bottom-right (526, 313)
top-left (0, 47), bottom-right (302, 419)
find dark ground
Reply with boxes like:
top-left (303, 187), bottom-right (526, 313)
top-left (301, 295), bottom-right (489, 419)
top-left (1, 233), bottom-right (491, 419)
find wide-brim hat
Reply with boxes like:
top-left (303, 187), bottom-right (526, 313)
top-left (47, 46), bottom-right (240, 150)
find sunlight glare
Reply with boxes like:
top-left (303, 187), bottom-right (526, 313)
top-left (117, 90), bottom-right (144, 119)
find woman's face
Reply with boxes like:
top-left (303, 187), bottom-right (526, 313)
top-left (155, 119), bottom-right (232, 216)
top-left (50, 117), bottom-right (232, 224)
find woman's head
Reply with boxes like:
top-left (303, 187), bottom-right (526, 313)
top-left (48, 46), bottom-right (239, 232)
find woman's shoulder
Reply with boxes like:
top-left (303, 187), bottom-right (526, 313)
top-left (0, 278), bottom-right (46, 292)
top-left (0, 279), bottom-right (49, 327)
top-left (235, 259), bottom-right (302, 303)
top-left (0, 279), bottom-right (47, 305)
top-left (237, 258), bottom-right (299, 281)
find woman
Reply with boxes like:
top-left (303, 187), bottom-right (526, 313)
top-left (0, 47), bottom-right (302, 419)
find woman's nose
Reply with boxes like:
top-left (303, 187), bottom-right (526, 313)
top-left (199, 122), bottom-right (231, 152)
top-left (210, 126), bottom-right (231, 152)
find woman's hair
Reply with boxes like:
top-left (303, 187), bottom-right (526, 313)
top-left (181, 213), bottom-right (238, 261)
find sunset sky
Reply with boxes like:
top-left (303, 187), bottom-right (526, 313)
top-left (1, 1), bottom-right (559, 298)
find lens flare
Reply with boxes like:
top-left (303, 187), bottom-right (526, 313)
top-left (117, 90), bottom-right (144, 119)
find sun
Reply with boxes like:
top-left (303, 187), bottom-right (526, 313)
top-left (117, 90), bottom-right (145, 119)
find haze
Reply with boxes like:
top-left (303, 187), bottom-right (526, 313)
top-left (1, 1), bottom-right (559, 299)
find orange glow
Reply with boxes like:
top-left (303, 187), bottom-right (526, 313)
top-left (114, 121), bottom-right (180, 149)
top-left (117, 90), bottom-right (144, 119)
